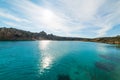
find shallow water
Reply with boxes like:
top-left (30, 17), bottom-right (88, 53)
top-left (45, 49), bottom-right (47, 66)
top-left (0, 41), bottom-right (120, 80)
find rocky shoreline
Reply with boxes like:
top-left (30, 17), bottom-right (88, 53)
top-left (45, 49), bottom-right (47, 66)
top-left (0, 27), bottom-right (120, 44)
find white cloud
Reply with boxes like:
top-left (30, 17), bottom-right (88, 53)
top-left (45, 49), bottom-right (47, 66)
top-left (6, 0), bottom-right (85, 36)
top-left (7, 0), bottom-right (68, 33)
top-left (4, 21), bottom-right (16, 27)
top-left (0, 8), bottom-right (29, 23)
top-left (93, 0), bottom-right (120, 37)
top-left (1, 0), bottom-right (120, 37)
top-left (58, 0), bottom-right (105, 21)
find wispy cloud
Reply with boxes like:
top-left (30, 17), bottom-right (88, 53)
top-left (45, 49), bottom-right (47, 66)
top-left (0, 0), bottom-right (120, 37)
top-left (93, 0), bottom-right (120, 37)
top-left (7, 0), bottom-right (72, 35)
top-left (0, 8), bottom-right (29, 23)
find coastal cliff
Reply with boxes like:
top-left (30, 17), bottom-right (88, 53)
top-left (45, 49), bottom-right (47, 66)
top-left (0, 27), bottom-right (88, 41)
top-left (0, 27), bottom-right (120, 44)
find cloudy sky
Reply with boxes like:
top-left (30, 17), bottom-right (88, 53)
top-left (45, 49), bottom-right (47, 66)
top-left (0, 0), bottom-right (120, 38)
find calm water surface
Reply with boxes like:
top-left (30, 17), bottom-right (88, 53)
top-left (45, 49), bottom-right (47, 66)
top-left (0, 41), bottom-right (120, 80)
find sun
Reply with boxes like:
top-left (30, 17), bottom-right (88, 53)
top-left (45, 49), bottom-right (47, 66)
top-left (42, 9), bottom-right (54, 21)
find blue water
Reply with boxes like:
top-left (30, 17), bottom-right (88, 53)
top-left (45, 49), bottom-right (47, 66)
top-left (0, 41), bottom-right (120, 80)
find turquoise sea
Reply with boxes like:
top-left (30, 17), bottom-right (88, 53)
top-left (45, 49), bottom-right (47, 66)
top-left (0, 41), bottom-right (120, 80)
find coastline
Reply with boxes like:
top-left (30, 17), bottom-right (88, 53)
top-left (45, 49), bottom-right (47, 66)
top-left (0, 27), bottom-right (120, 45)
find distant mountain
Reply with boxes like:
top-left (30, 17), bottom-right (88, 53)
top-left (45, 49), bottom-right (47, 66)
top-left (0, 27), bottom-right (120, 44)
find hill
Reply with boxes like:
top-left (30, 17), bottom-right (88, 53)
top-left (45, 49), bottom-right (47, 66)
top-left (0, 27), bottom-right (87, 41)
top-left (91, 36), bottom-right (120, 44)
top-left (0, 27), bottom-right (119, 44)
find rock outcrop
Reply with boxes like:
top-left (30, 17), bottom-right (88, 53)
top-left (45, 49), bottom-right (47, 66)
top-left (0, 27), bottom-right (87, 41)
top-left (0, 27), bottom-right (50, 40)
top-left (0, 27), bottom-right (120, 44)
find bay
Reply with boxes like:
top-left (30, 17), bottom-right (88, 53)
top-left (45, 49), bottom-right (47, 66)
top-left (0, 41), bottom-right (120, 80)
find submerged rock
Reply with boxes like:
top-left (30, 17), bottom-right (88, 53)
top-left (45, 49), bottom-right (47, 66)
top-left (69, 65), bottom-right (91, 80)
top-left (95, 62), bottom-right (115, 72)
top-left (99, 54), bottom-right (120, 63)
top-left (57, 75), bottom-right (70, 80)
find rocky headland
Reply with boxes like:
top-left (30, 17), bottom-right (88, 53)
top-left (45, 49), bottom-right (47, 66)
top-left (0, 27), bottom-right (120, 44)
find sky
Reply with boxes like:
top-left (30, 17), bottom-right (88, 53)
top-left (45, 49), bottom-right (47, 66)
top-left (0, 0), bottom-right (120, 38)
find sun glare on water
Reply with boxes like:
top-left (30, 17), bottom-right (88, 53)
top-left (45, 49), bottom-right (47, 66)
top-left (38, 41), bottom-right (53, 73)
top-left (41, 56), bottom-right (52, 69)
top-left (39, 40), bottom-right (51, 50)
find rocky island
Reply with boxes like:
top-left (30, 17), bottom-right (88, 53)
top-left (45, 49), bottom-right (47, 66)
top-left (0, 27), bottom-right (120, 44)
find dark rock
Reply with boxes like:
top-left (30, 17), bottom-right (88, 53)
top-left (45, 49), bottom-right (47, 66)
top-left (99, 54), bottom-right (120, 63)
top-left (57, 75), bottom-right (70, 80)
top-left (95, 62), bottom-right (115, 72)
top-left (74, 71), bottom-right (79, 75)
top-left (0, 27), bottom-right (87, 41)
